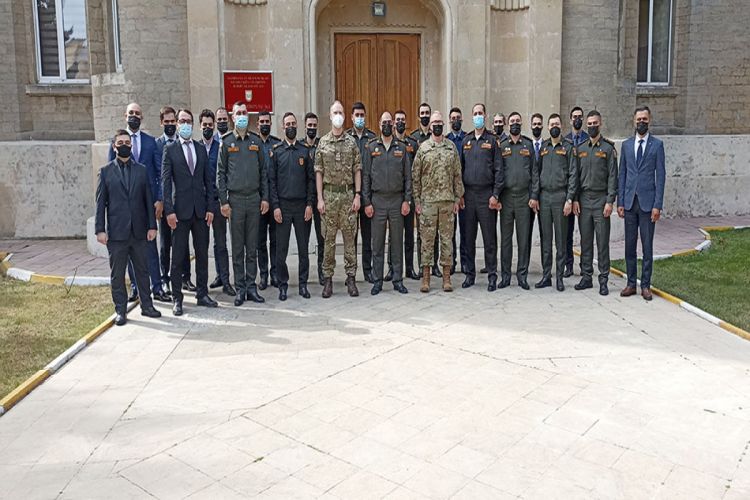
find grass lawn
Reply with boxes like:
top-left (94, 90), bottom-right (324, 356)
top-left (611, 228), bottom-right (750, 332)
top-left (0, 276), bottom-right (112, 399)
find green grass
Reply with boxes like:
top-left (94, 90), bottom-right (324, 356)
top-left (612, 229), bottom-right (750, 332)
top-left (0, 276), bottom-right (112, 399)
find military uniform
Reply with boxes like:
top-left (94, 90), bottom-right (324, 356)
top-left (362, 137), bottom-right (412, 286)
top-left (269, 139), bottom-right (315, 290)
top-left (576, 136), bottom-right (618, 286)
top-left (460, 130), bottom-right (503, 283)
top-left (217, 130), bottom-right (268, 296)
top-left (410, 128), bottom-right (431, 145)
top-left (394, 135), bottom-right (419, 276)
top-left (302, 137), bottom-right (324, 283)
top-left (411, 127), bottom-right (441, 272)
top-left (498, 135), bottom-right (538, 286)
top-left (563, 129), bottom-right (590, 273)
top-left (532, 138), bottom-right (578, 284)
top-left (347, 127), bottom-right (377, 281)
top-left (257, 134), bottom-right (282, 286)
top-left (314, 131), bottom-right (361, 279)
top-left (447, 129), bottom-right (467, 273)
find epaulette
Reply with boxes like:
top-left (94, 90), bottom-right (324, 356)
top-left (268, 135), bottom-right (281, 142)
top-left (272, 142), bottom-right (284, 150)
top-left (220, 130), bottom-right (234, 140)
top-left (562, 137), bottom-right (574, 145)
top-left (601, 137), bottom-right (615, 147)
top-left (521, 135), bottom-right (533, 142)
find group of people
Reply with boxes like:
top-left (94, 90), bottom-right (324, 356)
top-left (95, 99), bottom-right (666, 325)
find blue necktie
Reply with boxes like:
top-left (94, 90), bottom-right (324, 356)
top-left (535, 141), bottom-right (540, 160)
top-left (637, 138), bottom-right (644, 164)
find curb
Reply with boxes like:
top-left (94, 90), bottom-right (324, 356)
top-left (1, 253), bottom-right (109, 286)
top-left (652, 224), bottom-right (749, 261)
top-left (0, 301), bottom-right (138, 417)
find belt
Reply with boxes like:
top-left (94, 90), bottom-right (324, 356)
top-left (324, 184), bottom-right (354, 193)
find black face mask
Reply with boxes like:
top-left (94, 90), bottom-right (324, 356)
top-left (306, 127), bottom-right (317, 139)
top-left (216, 122), bottom-right (229, 134)
top-left (494, 125), bottom-right (504, 136)
top-left (587, 125), bottom-right (600, 138)
top-left (420, 116), bottom-right (430, 127)
top-left (431, 124), bottom-right (443, 137)
top-left (451, 120), bottom-right (462, 132)
top-left (573, 117), bottom-right (583, 130)
top-left (260, 124), bottom-right (271, 136)
top-left (636, 122), bottom-right (649, 135)
top-left (116, 144), bottom-right (132, 158)
top-left (510, 123), bottom-right (522, 136)
top-left (284, 126), bottom-right (297, 140)
top-left (202, 128), bottom-right (213, 140)
top-left (550, 126), bottom-right (561, 138)
top-left (163, 124), bottom-right (176, 137)
top-left (381, 123), bottom-right (393, 137)
top-left (127, 115), bottom-right (141, 131)
top-left (532, 126), bottom-right (543, 138)
top-left (395, 122), bottom-right (406, 134)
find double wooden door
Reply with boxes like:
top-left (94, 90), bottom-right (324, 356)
top-left (335, 33), bottom-right (420, 130)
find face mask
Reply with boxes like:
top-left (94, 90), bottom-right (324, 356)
top-left (331, 114), bottom-right (344, 129)
top-left (494, 125), bottom-right (504, 136)
top-left (178, 123), bottom-right (192, 140)
top-left (217, 122), bottom-right (229, 134)
top-left (451, 120), bottom-right (462, 132)
top-left (420, 116), bottom-right (430, 127)
top-left (472, 115), bottom-right (485, 130)
top-left (432, 124), bottom-right (443, 137)
top-left (163, 124), bottom-right (176, 137)
top-left (127, 115), bottom-right (141, 131)
top-left (636, 122), bottom-right (649, 135)
top-left (260, 124), bottom-right (271, 136)
top-left (116, 144), bottom-right (132, 158)
top-left (354, 117), bottom-right (365, 130)
top-left (550, 126), bottom-right (561, 138)
top-left (573, 117), bottom-right (583, 130)
top-left (285, 126), bottom-right (297, 140)
top-left (532, 126), bottom-right (542, 138)
top-left (235, 115), bottom-right (248, 130)
top-left (202, 127), bottom-right (213, 140)
top-left (381, 123), bottom-right (393, 137)
top-left (396, 122), bottom-right (406, 134)
top-left (510, 123), bottom-right (522, 136)
top-left (587, 125), bottom-right (600, 138)
top-left (306, 127), bottom-right (317, 139)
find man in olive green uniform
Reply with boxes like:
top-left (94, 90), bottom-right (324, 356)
top-left (498, 111), bottom-right (538, 290)
top-left (412, 111), bottom-right (464, 293)
top-left (393, 110), bottom-right (420, 281)
top-left (574, 110), bottom-right (618, 296)
top-left (315, 100), bottom-right (362, 298)
top-left (530, 113), bottom-right (578, 292)
top-left (362, 112), bottom-right (412, 295)
top-left (217, 102), bottom-right (270, 306)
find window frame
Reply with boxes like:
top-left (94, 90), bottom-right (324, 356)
top-left (637, 0), bottom-right (673, 86)
top-left (111, 0), bottom-right (123, 72)
top-left (32, 0), bottom-right (91, 84)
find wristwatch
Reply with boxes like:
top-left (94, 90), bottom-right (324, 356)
top-left (355, 191), bottom-right (361, 195)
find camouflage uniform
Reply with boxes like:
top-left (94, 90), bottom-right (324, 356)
top-left (412, 138), bottom-right (464, 267)
top-left (314, 131), bottom-right (361, 279)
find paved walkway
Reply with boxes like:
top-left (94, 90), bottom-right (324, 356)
top-left (1, 256), bottom-right (749, 498)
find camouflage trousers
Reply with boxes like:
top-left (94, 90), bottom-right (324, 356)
top-left (321, 189), bottom-right (358, 278)
top-left (418, 200), bottom-right (455, 268)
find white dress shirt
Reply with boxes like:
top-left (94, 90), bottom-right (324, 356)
top-left (635, 132), bottom-right (650, 158)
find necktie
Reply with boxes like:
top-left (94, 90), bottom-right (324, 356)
top-left (120, 163), bottom-right (129, 192)
top-left (637, 138), bottom-right (644, 164)
top-left (535, 141), bottom-right (540, 160)
top-left (185, 141), bottom-right (195, 175)
top-left (131, 133), bottom-right (140, 162)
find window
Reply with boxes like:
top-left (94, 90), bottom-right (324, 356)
top-left (112, 0), bottom-right (122, 71)
top-left (33, 0), bottom-right (90, 83)
top-left (637, 0), bottom-right (673, 84)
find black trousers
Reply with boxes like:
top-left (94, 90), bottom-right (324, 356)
top-left (464, 186), bottom-right (498, 279)
top-left (356, 207), bottom-right (373, 274)
top-left (257, 211), bottom-right (278, 281)
top-left (528, 209), bottom-right (543, 271)
top-left (565, 213), bottom-right (576, 271)
top-left (108, 237), bottom-right (154, 315)
top-left (171, 214), bottom-right (210, 302)
top-left (160, 213), bottom-right (190, 284)
top-left (212, 208), bottom-right (230, 285)
top-left (308, 203), bottom-right (325, 279)
top-left (276, 199), bottom-right (310, 286)
top-left (387, 201), bottom-right (416, 272)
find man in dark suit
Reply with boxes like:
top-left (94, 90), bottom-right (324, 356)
top-left (162, 109), bottom-right (219, 315)
top-left (618, 106), bottom-right (666, 301)
top-left (96, 130), bottom-right (162, 326)
top-left (108, 102), bottom-right (170, 303)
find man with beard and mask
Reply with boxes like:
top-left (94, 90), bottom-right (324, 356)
top-left (459, 103), bottom-right (503, 292)
top-left (493, 113), bottom-right (509, 142)
top-left (270, 112), bottom-right (315, 301)
top-left (531, 113), bottom-right (578, 292)
top-left (618, 106), bottom-right (665, 302)
top-left (315, 100), bottom-right (362, 298)
top-left (214, 106), bottom-right (231, 142)
top-left (563, 106), bottom-right (589, 277)
top-left (96, 130), bottom-right (162, 326)
top-left (346, 102), bottom-right (377, 283)
top-left (527, 113), bottom-right (545, 271)
top-left (573, 110), bottom-right (618, 296)
top-left (392, 110), bottom-right (420, 281)
top-left (410, 102), bottom-right (432, 145)
top-left (498, 111), bottom-right (538, 290)
top-left (447, 107), bottom-right (467, 276)
top-left (301, 112), bottom-right (325, 286)
top-left (412, 111), bottom-right (464, 293)
top-left (217, 101), bottom-right (270, 306)
top-left (108, 102), bottom-right (169, 303)
top-left (256, 110), bottom-right (281, 291)
top-left (362, 111), bottom-right (413, 295)
top-left (200, 109), bottom-right (235, 297)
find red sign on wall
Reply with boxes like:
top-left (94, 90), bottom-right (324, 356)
top-left (223, 71), bottom-right (274, 114)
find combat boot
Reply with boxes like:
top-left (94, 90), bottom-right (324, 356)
top-left (322, 277), bottom-right (333, 298)
top-left (420, 266), bottom-right (431, 293)
top-left (442, 266), bottom-right (453, 292)
top-left (345, 275), bottom-right (359, 297)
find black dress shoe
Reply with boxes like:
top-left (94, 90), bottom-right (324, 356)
top-left (141, 307), bottom-right (162, 318)
top-left (393, 281), bottom-right (408, 294)
top-left (153, 289), bottom-right (172, 303)
top-left (406, 268), bottom-right (420, 280)
top-left (370, 281), bottom-right (383, 295)
top-left (487, 276), bottom-right (497, 292)
top-left (247, 289), bottom-right (265, 303)
top-left (209, 277), bottom-right (223, 289)
top-left (599, 283), bottom-right (609, 296)
top-left (162, 281), bottom-right (171, 293)
top-left (114, 313), bottom-right (127, 326)
top-left (234, 295), bottom-right (244, 307)
top-left (518, 279), bottom-right (530, 290)
top-left (480, 266), bottom-right (488, 274)
top-left (197, 295), bottom-right (218, 307)
top-left (172, 302), bottom-right (183, 316)
top-left (556, 279), bottom-right (565, 292)
top-left (534, 279), bottom-right (552, 289)
top-left (318, 272), bottom-right (325, 286)
top-left (499, 278), bottom-right (511, 289)
top-left (299, 284), bottom-right (311, 299)
top-left (128, 289), bottom-right (138, 302)
top-left (431, 265), bottom-right (442, 278)
top-left (183, 279), bottom-right (197, 292)
top-left (563, 267), bottom-right (574, 278)
top-left (574, 279), bottom-right (593, 290)
top-left (278, 284), bottom-right (288, 301)
top-left (223, 284), bottom-right (237, 296)
top-left (384, 268), bottom-right (393, 282)
top-left (258, 276), bottom-right (268, 290)
top-left (271, 277), bottom-right (280, 288)
top-left (461, 276), bottom-right (475, 289)
top-left (365, 271), bottom-right (375, 284)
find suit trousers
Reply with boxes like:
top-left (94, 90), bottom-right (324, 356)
top-left (356, 206), bottom-right (373, 275)
top-left (307, 204), bottom-right (325, 279)
top-left (212, 208), bottom-right (230, 285)
top-left (127, 238), bottom-right (161, 293)
top-left (624, 195), bottom-right (656, 289)
top-left (171, 214), bottom-right (210, 302)
top-left (276, 199), bottom-right (310, 286)
top-left (108, 237), bottom-right (154, 314)
top-left (257, 211), bottom-right (277, 281)
top-left (159, 213), bottom-right (190, 286)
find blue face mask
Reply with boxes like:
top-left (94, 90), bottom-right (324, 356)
top-left (354, 117), bottom-right (365, 130)
top-left (235, 115), bottom-right (249, 130)
top-left (178, 123), bottom-right (193, 140)
top-left (473, 115), bottom-right (485, 130)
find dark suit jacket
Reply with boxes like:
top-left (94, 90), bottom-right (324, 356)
top-left (161, 139), bottom-right (217, 221)
top-left (108, 130), bottom-right (162, 202)
top-left (618, 135), bottom-right (666, 211)
top-left (95, 159), bottom-right (157, 241)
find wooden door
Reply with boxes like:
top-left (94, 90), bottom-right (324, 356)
top-left (335, 33), bottom-right (420, 130)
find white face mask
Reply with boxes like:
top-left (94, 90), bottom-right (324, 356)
top-left (331, 114), bottom-right (344, 129)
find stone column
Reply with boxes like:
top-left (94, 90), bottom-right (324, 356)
top-left (187, 0), bottom-right (221, 114)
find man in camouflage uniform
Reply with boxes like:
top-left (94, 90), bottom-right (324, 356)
top-left (412, 111), bottom-right (464, 293)
top-left (315, 100), bottom-right (362, 298)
